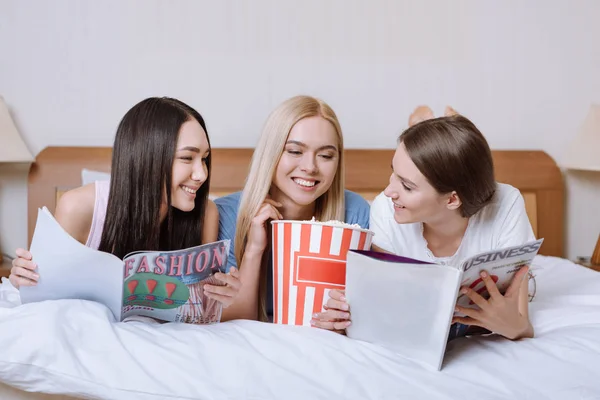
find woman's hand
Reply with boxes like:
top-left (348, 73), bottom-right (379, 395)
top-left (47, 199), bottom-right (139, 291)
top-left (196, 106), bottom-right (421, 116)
top-left (245, 199), bottom-right (282, 254)
top-left (8, 248), bottom-right (39, 289)
top-left (310, 289), bottom-right (351, 333)
top-left (204, 267), bottom-right (242, 308)
top-left (452, 266), bottom-right (534, 340)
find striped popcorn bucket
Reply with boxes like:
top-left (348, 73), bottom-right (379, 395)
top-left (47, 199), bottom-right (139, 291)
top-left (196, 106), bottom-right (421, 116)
top-left (271, 220), bottom-right (374, 326)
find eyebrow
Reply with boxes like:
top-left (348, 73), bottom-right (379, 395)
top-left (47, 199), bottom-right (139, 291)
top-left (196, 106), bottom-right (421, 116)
top-left (286, 140), bottom-right (338, 152)
top-left (177, 146), bottom-right (201, 153)
top-left (391, 163), bottom-right (417, 187)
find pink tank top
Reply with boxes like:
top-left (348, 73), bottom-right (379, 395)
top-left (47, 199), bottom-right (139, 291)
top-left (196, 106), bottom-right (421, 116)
top-left (85, 180), bottom-right (110, 250)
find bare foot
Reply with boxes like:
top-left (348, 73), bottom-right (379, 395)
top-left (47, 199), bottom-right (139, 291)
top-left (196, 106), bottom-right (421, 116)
top-left (444, 105), bottom-right (459, 117)
top-left (408, 105), bottom-right (435, 127)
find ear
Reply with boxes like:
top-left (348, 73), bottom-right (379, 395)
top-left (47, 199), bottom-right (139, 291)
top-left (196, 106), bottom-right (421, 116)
top-left (444, 106), bottom-right (459, 117)
top-left (445, 191), bottom-right (462, 211)
top-left (408, 105), bottom-right (435, 127)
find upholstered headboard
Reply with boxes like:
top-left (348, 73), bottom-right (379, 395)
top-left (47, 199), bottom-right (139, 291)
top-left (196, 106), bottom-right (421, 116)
top-left (27, 147), bottom-right (564, 257)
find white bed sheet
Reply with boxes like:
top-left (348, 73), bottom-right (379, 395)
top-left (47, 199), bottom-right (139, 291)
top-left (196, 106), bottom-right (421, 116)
top-left (0, 256), bottom-right (598, 400)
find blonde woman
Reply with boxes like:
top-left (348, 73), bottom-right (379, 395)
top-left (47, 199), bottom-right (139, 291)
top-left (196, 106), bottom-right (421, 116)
top-left (215, 95), bottom-right (370, 322)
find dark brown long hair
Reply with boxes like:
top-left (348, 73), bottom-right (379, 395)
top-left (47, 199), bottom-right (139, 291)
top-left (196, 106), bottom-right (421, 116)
top-left (98, 97), bottom-right (211, 259)
top-left (399, 115), bottom-right (495, 218)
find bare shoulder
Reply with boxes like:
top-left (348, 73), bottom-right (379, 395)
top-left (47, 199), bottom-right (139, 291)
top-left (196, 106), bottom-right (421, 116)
top-left (54, 183), bottom-right (96, 244)
top-left (202, 199), bottom-right (219, 243)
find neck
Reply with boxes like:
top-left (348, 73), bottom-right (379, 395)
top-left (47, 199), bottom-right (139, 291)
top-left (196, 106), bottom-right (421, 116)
top-left (159, 203), bottom-right (168, 224)
top-left (422, 211), bottom-right (469, 255)
top-left (423, 212), bottom-right (469, 240)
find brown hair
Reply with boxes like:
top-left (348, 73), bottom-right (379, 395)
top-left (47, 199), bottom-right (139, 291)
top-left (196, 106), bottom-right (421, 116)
top-left (399, 115), bottom-right (495, 218)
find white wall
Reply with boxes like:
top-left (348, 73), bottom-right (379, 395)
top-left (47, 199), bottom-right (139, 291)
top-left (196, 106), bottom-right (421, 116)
top-left (1, 0), bottom-right (599, 259)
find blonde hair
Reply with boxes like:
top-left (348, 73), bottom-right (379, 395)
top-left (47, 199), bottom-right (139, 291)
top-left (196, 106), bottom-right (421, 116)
top-left (235, 95), bottom-right (346, 321)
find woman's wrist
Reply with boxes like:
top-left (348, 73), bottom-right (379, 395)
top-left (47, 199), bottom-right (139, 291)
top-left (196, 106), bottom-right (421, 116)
top-left (508, 320), bottom-right (534, 340)
top-left (244, 245), bottom-right (266, 258)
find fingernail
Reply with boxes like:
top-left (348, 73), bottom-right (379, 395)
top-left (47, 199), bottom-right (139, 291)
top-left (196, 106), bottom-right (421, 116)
top-left (340, 296), bottom-right (346, 301)
top-left (344, 321), bottom-right (351, 327)
top-left (341, 304), bottom-right (349, 311)
top-left (480, 271), bottom-right (487, 278)
top-left (34, 274), bottom-right (39, 279)
top-left (461, 288), bottom-right (468, 294)
top-left (454, 307), bottom-right (459, 312)
top-left (310, 320), bottom-right (316, 325)
top-left (312, 313), bottom-right (319, 318)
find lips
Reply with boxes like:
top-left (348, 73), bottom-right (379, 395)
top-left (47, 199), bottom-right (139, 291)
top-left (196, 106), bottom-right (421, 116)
top-left (292, 178), bottom-right (319, 188)
top-left (181, 185), bottom-right (199, 194)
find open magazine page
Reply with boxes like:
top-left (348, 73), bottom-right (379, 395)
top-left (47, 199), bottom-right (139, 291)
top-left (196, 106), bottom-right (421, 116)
top-left (20, 207), bottom-right (125, 321)
top-left (456, 238), bottom-right (544, 309)
top-left (121, 240), bottom-right (230, 324)
top-left (345, 250), bottom-right (462, 371)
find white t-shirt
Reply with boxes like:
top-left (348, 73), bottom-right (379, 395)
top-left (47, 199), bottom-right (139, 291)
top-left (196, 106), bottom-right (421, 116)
top-left (370, 183), bottom-right (536, 266)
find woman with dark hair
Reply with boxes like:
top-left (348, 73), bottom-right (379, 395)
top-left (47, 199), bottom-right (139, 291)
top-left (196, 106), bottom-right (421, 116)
top-left (313, 107), bottom-right (536, 340)
top-left (9, 97), bottom-right (242, 320)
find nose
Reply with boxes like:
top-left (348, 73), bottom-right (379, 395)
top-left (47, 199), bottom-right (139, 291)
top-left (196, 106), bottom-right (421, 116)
top-left (191, 160), bottom-right (207, 183)
top-left (300, 154), bottom-right (318, 174)
top-left (383, 174), bottom-right (398, 199)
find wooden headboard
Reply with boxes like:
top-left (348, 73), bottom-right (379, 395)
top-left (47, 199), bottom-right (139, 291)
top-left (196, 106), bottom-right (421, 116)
top-left (27, 147), bottom-right (564, 257)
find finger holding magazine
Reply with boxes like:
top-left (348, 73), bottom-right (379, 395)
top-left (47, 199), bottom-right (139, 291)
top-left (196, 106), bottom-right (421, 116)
top-left (452, 266), bottom-right (533, 340)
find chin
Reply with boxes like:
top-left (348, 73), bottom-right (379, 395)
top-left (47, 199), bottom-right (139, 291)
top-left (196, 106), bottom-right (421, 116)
top-left (283, 189), bottom-right (317, 204)
top-left (393, 214), bottom-right (414, 224)
top-left (173, 201), bottom-right (195, 213)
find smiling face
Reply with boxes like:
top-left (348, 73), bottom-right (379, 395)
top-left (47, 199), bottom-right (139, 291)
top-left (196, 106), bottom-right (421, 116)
top-left (384, 142), bottom-right (459, 225)
top-left (270, 116), bottom-right (340, 213)
top-left (169, 119), bottom-right (210, 212)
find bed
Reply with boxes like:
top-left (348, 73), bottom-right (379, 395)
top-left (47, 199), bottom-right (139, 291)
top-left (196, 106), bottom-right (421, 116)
top-left (0, 147), bottom-right (598, 400)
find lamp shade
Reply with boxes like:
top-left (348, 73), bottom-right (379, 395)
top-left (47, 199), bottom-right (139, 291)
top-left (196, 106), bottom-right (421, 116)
top-left (0, 96), bottom-right (34, 163)
top-left (563, 104), bottom-right (600, 171)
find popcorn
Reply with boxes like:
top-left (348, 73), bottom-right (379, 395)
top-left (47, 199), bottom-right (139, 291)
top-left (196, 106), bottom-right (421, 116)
top-left (304, 216), bottom-right (363, 229)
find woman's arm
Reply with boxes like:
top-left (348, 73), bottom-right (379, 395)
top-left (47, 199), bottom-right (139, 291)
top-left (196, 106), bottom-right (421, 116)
top-left (9, 184), bottom-right (96, 288)
top-left (201, 200), bottom-right (219, 243)
top-left (219, 199), bottom-right (282, 321)
top-left (221, 248), bottom-right (263, 321)
top-left (201, 200), bottom-right (246, 321)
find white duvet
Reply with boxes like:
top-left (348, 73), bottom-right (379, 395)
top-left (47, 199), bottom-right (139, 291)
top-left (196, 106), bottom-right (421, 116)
top-left (0, 256), bottom-right (599, 400)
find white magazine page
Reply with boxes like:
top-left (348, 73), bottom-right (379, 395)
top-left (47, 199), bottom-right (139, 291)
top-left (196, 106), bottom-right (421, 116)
top-left (345, 251), bottom-right (462, 371)
top-left (457, 238), bottom-right (544, 309)
top-left (20, 207), bottom-right (124, 321)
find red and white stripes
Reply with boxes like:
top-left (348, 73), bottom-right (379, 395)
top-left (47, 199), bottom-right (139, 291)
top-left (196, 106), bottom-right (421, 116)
top-left (272, 221), bottom-right (373, 326)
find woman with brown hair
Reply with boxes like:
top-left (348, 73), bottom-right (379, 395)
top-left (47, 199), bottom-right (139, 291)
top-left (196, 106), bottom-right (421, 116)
top-left (313, 106), bottom-right (536, 340)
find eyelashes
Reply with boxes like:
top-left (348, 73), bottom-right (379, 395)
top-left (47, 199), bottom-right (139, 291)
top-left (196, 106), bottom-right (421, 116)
top-left (285, 150), bottom-right (335, 159)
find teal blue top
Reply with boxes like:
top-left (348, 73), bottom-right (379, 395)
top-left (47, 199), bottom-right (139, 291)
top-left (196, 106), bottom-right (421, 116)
top-left (215, 190), bottom-right (370, 318)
